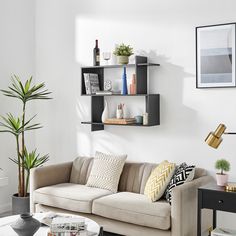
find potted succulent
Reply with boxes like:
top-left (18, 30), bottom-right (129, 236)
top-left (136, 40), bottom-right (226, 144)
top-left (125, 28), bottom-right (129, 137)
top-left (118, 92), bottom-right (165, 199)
top-left (0, 75), bottom-right (51, 214)
top-left (215, 159), bottom-right (230, 186)
top-left (113, 43), bottom-right (134, 64)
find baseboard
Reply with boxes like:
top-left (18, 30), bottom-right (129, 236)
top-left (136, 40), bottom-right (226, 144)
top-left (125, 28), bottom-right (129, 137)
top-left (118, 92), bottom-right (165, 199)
top-left (0, 203), bottom-right (11, 214)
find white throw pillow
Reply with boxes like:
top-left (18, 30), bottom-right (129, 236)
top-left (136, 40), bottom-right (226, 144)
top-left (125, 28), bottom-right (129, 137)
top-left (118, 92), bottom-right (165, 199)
top-left (86, 151), bottom-right (127, 193)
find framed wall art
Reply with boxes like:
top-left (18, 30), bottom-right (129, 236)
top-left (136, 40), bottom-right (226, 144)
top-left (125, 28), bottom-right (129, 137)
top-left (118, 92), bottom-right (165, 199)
top-left (196, 23), bottom-right (236, 88)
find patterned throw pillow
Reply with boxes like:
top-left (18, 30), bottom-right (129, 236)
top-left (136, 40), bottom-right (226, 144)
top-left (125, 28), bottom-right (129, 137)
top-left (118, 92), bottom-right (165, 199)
top-left (164, 162), bottom-right (195, 204)
top-left (86, 151), bottom-right (127, 193)
top-left (144, 161), bottom-right (176, 202)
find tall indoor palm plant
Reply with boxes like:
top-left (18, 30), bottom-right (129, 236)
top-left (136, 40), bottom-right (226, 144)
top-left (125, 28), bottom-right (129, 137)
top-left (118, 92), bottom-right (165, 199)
top-left (0, 75), bottom-right (51, 211)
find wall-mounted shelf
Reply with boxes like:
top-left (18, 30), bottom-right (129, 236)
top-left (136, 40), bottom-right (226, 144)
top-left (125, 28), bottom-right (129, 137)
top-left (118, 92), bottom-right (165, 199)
top-left (81, 62), bottom-right (160, 69)
top-left (81, 93), bottom-right (156, 97)
top-left (81, 56), bottom-right (160, 131)
top-left (81, 122), bottom-right (156, 127)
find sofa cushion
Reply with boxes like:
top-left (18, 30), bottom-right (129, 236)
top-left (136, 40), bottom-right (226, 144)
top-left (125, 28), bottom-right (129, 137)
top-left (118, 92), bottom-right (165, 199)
top-left (34, 183), bottom-right (112, 213)
top-left (144, 161), bottom-right (176, 202)
top-left (92, 192), bottom-right (171, 230)
top-left (164, 162), bottom-right (195, 204)
top-left (86, 151), bottom-right (127, 193)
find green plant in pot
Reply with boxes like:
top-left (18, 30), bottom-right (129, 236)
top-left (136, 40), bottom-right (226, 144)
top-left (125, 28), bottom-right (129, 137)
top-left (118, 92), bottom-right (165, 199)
top-left (0, 75), bottom-right (51, 214)
top-left (113, 43), bottom-right (134, 65)
top-left (215, 159), bottom-right (230, 186)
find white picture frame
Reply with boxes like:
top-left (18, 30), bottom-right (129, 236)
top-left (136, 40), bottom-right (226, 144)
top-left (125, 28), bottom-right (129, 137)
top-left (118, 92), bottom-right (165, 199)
top-left (196, 23), bottom-right (236, 88)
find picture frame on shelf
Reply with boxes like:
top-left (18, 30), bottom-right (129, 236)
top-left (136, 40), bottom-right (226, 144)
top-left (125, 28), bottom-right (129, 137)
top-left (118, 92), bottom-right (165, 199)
top-left (83, 73), bottom-right (100, 94)
top-left (196, 23), bottom-right (236, 88)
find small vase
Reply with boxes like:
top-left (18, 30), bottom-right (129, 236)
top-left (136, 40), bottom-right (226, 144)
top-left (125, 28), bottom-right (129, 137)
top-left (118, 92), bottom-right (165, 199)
top-left (216, 173), bottom-right (228, 186)
top-left (101, 100), bottom-right (109, 123)
top-left (11, 213), bottom-right (40, 236)
top-left (116, 109), bottom-right (123, 119)
top-left (122, 67), bottom-right (128, 95)
top-left (117, 56), bottom-right (129, 65)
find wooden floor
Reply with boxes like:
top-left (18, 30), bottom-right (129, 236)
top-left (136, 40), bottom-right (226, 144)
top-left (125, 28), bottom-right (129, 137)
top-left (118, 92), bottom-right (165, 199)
top-left (0, 212), bottom-right (121, 236)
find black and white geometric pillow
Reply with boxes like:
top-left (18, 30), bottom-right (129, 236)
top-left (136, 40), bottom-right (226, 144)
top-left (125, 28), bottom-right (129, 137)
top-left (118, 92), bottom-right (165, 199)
top-left (164, 163), bottom-right (195, 204)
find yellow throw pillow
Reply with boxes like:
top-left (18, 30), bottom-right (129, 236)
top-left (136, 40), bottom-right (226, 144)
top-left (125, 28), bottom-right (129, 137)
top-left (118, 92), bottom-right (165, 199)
top-left (144, 161), bottom-right (176, 202)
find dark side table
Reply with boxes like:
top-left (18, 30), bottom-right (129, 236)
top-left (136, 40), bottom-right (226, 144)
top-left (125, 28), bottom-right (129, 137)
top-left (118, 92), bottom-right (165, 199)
top-left (198, 184), bottom-right (236, 236)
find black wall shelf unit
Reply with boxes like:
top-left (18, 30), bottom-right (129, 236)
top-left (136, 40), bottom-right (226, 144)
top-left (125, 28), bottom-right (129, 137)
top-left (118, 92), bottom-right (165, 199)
top-left (81, 55), bottom-right (160, 131)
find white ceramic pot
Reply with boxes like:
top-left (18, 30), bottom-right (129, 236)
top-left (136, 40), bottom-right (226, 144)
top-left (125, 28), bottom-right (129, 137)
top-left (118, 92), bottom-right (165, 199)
top-left (101, 100), bottom-right (109, 123)
top-left (216, 173), bottom-right (228, 186)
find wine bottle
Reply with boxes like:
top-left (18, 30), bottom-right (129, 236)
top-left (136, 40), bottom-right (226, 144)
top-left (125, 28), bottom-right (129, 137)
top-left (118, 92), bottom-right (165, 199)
top-left (93, 39), bottom-right (100, 66)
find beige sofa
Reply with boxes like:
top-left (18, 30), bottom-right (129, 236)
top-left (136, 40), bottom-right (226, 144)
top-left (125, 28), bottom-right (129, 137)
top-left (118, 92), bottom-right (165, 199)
top-left (30, 157), bottom-right (214, 236)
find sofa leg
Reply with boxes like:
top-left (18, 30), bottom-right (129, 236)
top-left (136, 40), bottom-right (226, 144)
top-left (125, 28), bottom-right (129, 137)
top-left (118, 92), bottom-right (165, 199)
top-left (99, 227), bottom-right (104, 236)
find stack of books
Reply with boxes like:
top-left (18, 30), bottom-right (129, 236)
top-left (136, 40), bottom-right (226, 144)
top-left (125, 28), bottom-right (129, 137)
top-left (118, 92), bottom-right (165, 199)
top-left (104, 118), bottom-right (136, 125)
top-left (41, 213), bottom-right (97, 236)
top-left (95, 91), bottom-right (112, 95)
top-left (95, 90), bottom-right (121, 95)
top-left (48, 217), bottom-right (86, 236)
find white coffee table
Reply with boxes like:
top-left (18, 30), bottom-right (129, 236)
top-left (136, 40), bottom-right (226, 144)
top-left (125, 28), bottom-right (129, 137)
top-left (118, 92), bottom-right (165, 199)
top-left (0, 213), bottom-right (100, 235)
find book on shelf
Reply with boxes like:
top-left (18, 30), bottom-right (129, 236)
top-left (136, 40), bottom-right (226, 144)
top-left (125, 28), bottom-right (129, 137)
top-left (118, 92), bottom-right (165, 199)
top-left (84, 73), bottom-right (100, 94)
top-left (95, 90), bottom-right (121, 95)
top-left (104, 118), bottom-right (136, 125)
top-left (95, 91), bottom-right (112, 95)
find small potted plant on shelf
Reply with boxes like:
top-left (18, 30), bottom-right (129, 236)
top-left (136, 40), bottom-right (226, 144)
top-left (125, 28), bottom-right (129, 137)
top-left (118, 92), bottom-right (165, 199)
top-left (215, 159), bottom-right (230, 186)
top-left (113, 43), bottom-right (134, 65)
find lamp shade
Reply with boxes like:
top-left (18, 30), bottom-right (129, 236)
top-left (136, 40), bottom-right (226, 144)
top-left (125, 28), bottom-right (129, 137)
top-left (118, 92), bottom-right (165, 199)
top-left (205, 124), bottom-right (226, 149)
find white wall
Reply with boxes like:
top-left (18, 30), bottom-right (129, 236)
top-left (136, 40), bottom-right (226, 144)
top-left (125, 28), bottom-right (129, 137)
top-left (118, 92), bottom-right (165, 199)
top-left (5, 0), bottom-right (233, 229)
top-left (0, 0), bottom-right (35, 212)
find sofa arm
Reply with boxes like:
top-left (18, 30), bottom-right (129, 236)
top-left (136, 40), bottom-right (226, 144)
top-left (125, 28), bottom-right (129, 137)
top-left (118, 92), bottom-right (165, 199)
top-left (171, 175), bottom-right (215, 236)
top-left (30, 162), bottom-right (72, 212)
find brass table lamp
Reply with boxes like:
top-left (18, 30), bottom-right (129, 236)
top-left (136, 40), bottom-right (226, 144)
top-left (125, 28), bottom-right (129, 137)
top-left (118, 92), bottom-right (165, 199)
top-left (205, 123), bottom-right (236, 149)
top-left (205, 123), bottom-right (236, 191)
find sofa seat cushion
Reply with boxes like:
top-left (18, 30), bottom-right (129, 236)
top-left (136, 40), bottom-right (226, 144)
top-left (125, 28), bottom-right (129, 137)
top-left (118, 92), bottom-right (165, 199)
top-left (34, 183), bottom-right (112, 213)
top-left (92, 192), bottom-right (171, 230)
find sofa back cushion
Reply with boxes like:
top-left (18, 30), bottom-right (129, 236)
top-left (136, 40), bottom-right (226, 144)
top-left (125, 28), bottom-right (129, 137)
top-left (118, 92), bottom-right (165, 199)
top-left (70, 156), bottom-right (93, 184)
top-left (118, 162), bottom-right (158, 194)
top-left (70, 157), bottom-right (207, 194)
